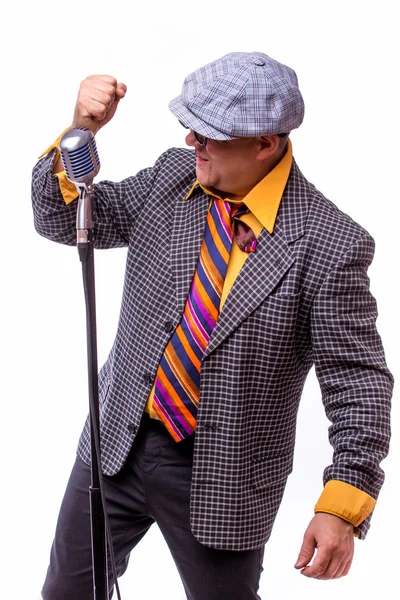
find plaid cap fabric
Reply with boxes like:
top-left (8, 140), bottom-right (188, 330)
top-left (169, 51), bottom-right (305, 140)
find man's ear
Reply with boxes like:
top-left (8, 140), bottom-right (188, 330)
top-left (258, 135), bottom-right (281, 159)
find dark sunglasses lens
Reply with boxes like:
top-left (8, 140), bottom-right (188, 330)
top-left (194, 131), bottom-right (207, 146)
top-left (180, 121), bottom-right (207, 146)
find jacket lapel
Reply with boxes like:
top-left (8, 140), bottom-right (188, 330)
top-left (204, 221), bottom-right (294, 357)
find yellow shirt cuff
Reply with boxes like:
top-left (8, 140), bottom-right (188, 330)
top-left (38, 128), bottom-right (79, 205)
top-left (54, 171), bottom-right (80, 205)
top-left (38, 127), bottom-right (70, 160)
top-left (314, 480), bottom-right (376, 528)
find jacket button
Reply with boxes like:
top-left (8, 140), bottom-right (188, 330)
top-left (127, 423), bottom-right (137, 434)
top-left (143, 373), bottom-right (153, 385)
top-left (164, 321), bottom-right (174, 333)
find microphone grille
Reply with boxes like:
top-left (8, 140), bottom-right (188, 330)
top-left (59, 128), bottom-right (100, 185)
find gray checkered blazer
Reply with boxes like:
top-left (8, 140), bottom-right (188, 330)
top-left (32, 147), bottom-right (393, 550)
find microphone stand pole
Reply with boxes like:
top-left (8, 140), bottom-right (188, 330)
top-left (77, 185), bottom-right (108, 600)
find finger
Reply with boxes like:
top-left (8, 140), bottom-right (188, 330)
top-left (303, 547), bottom-right (352, 580)
top-left (94, 97), bottom-right (120, 123)
top-left (115, 82), bottom-right (127, 98)
top-left (341, 558), bottom-right (353, 577)
top-left (294, 535), bottom-right (316, 569)
top-left (332, 556), bottom-right (353, 579)
top-left (83, 76), bottom-right (116, 95)
top-left (87, 76), bottom-right (127, 101)
top-left (81, 78), bottom-right (118, 105)
top-left (81, 98), bottom-right (110, 122)
top-left (315, 545), bottom-right (352, 580)
top-left (91, 81), bottom-right (118, 98)
top-left (314, 557), bottom-right (343, 580)
top-left (300, 548), bottom-right (331, 578)
top-left (325, 559), bottom-right (345, 580)
top-left (83, 81), bottom-right (126, 116)
top-left (87, 89), bottom-right (115, 112)
top-left (86, 74), bottom-right (118, 87)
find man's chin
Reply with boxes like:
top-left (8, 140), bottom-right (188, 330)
top-left (197, 164), bottom-right (215, 182)
top-left (196, 170), bottom-right (209, 186)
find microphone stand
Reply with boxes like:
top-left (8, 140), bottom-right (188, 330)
top-left (77, 185), bottom-right (108, 600)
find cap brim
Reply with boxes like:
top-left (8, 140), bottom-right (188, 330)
top-left (168, 95), bottom-right (236, 141)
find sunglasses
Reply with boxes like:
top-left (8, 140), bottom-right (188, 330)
top-left (179, 121), bottom-right (208, 147)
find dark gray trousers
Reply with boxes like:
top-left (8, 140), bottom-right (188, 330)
top-left (42, 414), bottom-right (264, 599)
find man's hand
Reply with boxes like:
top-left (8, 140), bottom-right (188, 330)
top-left (72, 74), bottom-right (127, 135)
top-left (52, 75), bottom-right (127, 174)
top-left (294, 513), bottom-right (354, 579)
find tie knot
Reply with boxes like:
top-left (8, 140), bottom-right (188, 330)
top-left (211, 200), bottom-right (256, 253)
top-left (228, 202), bottom-right (257, 254)
top-left (230, 202), bottom-right (248, 219)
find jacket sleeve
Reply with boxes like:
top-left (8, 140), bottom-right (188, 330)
top-left (310, 232), bottom-right (393, 538)
top-left (31, 148), bottom-right (173, 249)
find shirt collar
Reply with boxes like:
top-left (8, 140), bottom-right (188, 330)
top-left (186, 139), bottom-right (293, 233)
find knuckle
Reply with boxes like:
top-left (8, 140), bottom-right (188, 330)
top-left (333, 572), bottom-right (343, 580)
top-left (95, 106), bottom-right (107, 118)
top-left (83, 75), bottom-right (97, 86)
top-left (309, 569), bottom-right (324, 579)
top-left (100, 74), bottom-right (117, 86)
top-left (105, 88), bottom-right (116, 104)
top-left (325, 539), bottom-right (339, 553)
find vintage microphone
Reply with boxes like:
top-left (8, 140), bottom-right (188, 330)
top-left (59, 128), bottom-right (100, 256)
top-left (59, 129), bottom-right (118, 600)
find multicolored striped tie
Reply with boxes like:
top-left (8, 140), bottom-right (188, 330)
top-left (153, 199), bottom-right (255, 441)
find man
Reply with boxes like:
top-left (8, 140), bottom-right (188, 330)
top-left (32, 52), bottom-right (393, 599)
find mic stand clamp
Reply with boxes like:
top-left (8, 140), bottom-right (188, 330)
top-left (77, 184), bottom-right (94, 262)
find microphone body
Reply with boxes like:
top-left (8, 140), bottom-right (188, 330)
top-left (59, 128), bottom-right (101, 243)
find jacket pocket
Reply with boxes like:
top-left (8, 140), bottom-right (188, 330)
top-left (251, 451), bottom-right (294, 490)
top-left (256, 291), bottom-right (301, 322)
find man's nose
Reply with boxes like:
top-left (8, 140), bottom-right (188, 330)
top-left (185, 130), bottom-right (196, 147)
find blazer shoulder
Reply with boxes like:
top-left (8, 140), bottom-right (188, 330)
top-left (148, 147), bottom-right (196, 194)
top-left (158, 146), bottom-right (196, 175)
top-left (289, 159), bottom-right (373, 243)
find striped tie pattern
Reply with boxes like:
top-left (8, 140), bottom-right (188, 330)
top-left (153, 200), bottom-right (252, 441)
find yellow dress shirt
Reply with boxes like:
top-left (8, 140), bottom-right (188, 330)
top-left (40, 135), bottom-right (376, 532)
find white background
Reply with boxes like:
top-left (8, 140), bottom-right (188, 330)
top-left (1, 1), bottom-right (398, 598)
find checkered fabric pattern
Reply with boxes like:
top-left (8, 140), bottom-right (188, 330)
top-left (169, 52), bottom-right (305, 139)
top-left (32, 147), bottom-right (393, 550)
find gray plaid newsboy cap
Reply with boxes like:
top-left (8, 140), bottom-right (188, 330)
top-left (169, 51), bottom-right (304, 140)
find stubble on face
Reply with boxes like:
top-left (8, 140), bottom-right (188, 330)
top-left (196, 160), bottom-right (213, 187)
